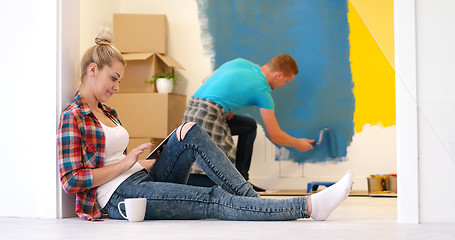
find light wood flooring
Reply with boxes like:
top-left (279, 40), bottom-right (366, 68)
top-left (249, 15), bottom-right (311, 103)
top-left (1, 197), bottom-right (454, 240)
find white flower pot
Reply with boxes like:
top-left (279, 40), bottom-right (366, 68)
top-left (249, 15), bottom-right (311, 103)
top-left (156, 78), bottom-right (174, 93)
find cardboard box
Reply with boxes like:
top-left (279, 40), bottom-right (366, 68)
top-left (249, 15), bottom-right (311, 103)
top-left (120, 53), bottom-right (184, 93)
top-left (113, 13), bottom-right (184, 93)
top-left (114, 14), bottom-right (168, 54)
top-left (107, 93), bottom-right (187, 138)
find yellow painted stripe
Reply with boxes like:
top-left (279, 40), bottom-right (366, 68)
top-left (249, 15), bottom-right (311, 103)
top-left (349, 1), bottom-right (396, 132)
top-left (349, 0), bottom-right (394, 68)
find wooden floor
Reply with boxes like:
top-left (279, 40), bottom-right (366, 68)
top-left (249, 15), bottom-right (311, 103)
top-left (260, 189), bottom-right (397, 197)
top-left (1, 197), bottom-right (454, 240)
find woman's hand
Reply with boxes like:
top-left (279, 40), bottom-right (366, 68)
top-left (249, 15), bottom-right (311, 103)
top-left (122, 142), bottom-right (154, 170)
top-left (92, 142), bottom-right (154, 187)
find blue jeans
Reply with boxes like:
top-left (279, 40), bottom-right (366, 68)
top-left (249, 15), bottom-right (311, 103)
top-left (104, 124), bottom-right (309, 220)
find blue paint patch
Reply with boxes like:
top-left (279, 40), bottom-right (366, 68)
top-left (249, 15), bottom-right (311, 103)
top-left (197, 0), bottom-right (354, 163)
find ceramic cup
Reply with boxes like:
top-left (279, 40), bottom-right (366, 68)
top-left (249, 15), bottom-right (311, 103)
top-left (117, 198), bottom-right (147, 222)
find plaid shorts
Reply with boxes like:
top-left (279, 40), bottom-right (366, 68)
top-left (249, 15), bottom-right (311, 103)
top-left (182, 97), bottom-right (236, 171)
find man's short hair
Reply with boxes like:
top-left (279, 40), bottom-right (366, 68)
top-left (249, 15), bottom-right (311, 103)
top-left (266, 54), bottom-right (298, 76)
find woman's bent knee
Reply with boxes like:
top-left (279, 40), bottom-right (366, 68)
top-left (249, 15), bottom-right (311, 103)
top-left (177, 122), bottom-right (196, 141)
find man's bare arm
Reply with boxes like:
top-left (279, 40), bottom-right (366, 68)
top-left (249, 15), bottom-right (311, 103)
top-left (259, 108), bottom-right (314, 152)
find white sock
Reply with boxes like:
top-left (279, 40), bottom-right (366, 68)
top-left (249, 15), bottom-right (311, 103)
top-left (310, 170), bottom-right (353, 221)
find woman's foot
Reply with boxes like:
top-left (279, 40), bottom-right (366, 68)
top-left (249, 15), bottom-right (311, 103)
top-left (309, 170), bottom-right (353, 221)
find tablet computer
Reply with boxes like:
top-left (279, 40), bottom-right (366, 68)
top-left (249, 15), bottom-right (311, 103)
top-left (145, 128), bottom-right (177, 160)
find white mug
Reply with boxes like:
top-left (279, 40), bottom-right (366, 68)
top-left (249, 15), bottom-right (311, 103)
top-left (117, 198), bottom-right (147, 222)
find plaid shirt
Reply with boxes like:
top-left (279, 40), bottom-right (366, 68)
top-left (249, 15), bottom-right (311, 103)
top-left (182, 97), bottom-right (236, 163)
top-left (57, 92), bottom-right (122, 221)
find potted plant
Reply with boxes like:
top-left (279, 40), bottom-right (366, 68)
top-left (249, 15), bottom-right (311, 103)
top-left (146, 72), bottom-right (178, 93)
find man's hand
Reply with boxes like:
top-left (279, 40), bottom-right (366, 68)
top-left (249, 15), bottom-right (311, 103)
top-left (295, 138), bottom-right (315, 152)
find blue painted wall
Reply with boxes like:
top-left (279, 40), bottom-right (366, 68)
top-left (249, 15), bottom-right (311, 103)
top-left (197, 0), bottom-right (354, 163)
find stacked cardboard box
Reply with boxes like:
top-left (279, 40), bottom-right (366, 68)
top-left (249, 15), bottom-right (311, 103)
top-left (109, 14), bottom-right (186, 153)
top-left (107, 93), bottom-right (186, 138)
top-left (113, 14), bottom-right (184, 93)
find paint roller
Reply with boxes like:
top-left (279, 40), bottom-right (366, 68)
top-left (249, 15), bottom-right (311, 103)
top-left (311, 128), bottom-right (328, 146)
top-left (312, 128), bottom-right (339, 158)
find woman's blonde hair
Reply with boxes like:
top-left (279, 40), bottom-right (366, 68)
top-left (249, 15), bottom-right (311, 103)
top-left (80, 28), bottom-right (125, 80)
top-left (266, 54), bottom-right (298, 76)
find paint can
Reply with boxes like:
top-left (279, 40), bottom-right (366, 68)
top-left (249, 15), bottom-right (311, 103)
top-left (367, 175), bottom-right (384, 193)
top-left (386, 174), bottom-right (397, 193)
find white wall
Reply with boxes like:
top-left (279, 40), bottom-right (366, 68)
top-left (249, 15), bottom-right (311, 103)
top-left (395, 0), bottom-right (419, 224)
top-left (58, 0), bottom-right (80, 218)
top-left (415, 0), bottom-right (455, 223)
top-left (395, 0), bottom-right (455, 224)
top-left (0, 0), bottom-right (58, 218)
top-left (79, 0), bottom-right (121, 60)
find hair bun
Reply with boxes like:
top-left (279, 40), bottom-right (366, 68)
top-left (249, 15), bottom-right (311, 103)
top-left (95, 28), bottom-right (114, 45)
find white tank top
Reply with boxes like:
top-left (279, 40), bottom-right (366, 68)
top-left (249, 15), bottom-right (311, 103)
top-left (96, 121), bottom-right (144, 208)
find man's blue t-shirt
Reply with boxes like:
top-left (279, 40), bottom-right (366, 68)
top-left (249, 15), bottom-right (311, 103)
top-left (194, 58), bottom-right (274, 112)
